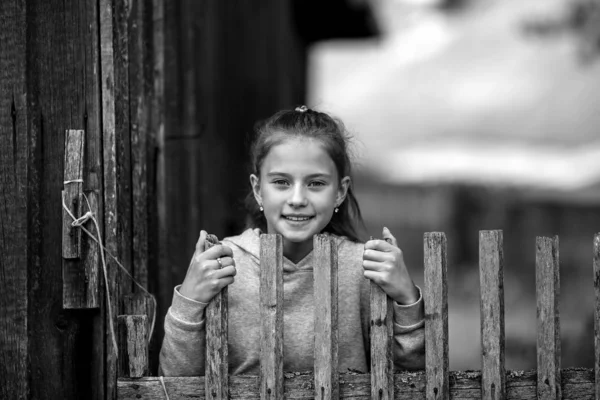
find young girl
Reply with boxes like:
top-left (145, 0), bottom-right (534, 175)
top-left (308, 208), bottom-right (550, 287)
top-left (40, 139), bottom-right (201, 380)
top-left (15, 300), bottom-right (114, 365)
top-left (159, 106), bottom-right (425, 376)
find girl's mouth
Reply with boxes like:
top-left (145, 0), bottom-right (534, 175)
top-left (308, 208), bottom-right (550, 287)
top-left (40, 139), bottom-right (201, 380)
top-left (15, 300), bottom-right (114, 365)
top-left (283, 215), bottom-right (313, 222)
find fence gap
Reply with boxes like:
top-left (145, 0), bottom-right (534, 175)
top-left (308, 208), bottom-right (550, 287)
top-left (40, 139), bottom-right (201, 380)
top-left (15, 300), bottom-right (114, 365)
top-left (424, 232), bottom-right (449, 400)
top-left (313, 234), bottom-right (339, 399)
top-left (370, 281), bottom-right (394, 399)
top-left (117, 315), bottom-right (148, 378)
top-left (479, 230), bottom-right (506, 400)
top-left (260, 234), bottom-right (284, 399)
top-left (594, 233), bottom-right (600, 400)
top-left (205, 238), bottom-right (229, 400)
top-left (536, 236), bottom-right (561, 399)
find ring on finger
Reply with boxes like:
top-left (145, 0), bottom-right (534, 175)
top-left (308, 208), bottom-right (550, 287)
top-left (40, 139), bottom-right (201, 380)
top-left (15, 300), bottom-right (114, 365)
top-left (217, 257), bottom-right (222, 268)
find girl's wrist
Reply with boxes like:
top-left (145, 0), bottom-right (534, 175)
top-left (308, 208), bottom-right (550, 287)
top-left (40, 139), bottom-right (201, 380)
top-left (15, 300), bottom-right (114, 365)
top-left (393, 284), bottom-right (420, 305)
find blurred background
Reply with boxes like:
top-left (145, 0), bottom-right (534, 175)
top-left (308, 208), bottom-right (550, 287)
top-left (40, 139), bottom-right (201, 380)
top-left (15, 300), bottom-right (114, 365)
top-left (305, 0), bottom-right (600, 371)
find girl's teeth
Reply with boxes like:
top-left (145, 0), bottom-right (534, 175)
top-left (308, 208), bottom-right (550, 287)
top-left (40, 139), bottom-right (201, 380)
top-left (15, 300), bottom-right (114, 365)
top-left (286, 216), bottom-right (310, 221)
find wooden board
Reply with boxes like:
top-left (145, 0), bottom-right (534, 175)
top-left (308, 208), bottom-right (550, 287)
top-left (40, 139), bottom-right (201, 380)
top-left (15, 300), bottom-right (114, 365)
top-left (313, 234), bottom-right (339, 399)
top-left (535, 236), bottom-right (561, 400)
top-left (370, 281), bottom-right (394, 400)
top-left (117, 368), bottom-right (597, 399)
top-left (479, 230), bottom-right (505, 399)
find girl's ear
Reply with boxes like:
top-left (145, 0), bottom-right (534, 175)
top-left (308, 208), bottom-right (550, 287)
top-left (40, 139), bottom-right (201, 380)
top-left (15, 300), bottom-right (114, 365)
top-left (336, 176), bottom-right (351, 206)
top-left (250, 174), bottom-right (262, 204)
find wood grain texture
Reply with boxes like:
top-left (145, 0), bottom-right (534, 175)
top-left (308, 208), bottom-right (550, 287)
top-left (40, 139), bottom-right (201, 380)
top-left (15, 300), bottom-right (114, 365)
top-left (117, 368), bottom-right (597, 399)
top-left (370, 281), bottom-right (394, 400)
top-left (479, 230), bottom-right (505, 400)
top-left (118, 315), bottom-right (149, 378)
top-left (535, 236), bottom-right (561, 400)
top-left (260, 234), bottom-right (284, 399)
top-left (313, 234), bottom-right (339, 399)
top-left (205, 237), bottom-right (229, 400)
top-left (424, 232), bottom-right (449, 400)
top-left (62, 129), bottom-right (84, 260)
top-left (123, 292), bottom-right (155, 342)
top-left (0, 1), bottom-right (28, 399)
top-left (593, 233), bottom-right (599, 400)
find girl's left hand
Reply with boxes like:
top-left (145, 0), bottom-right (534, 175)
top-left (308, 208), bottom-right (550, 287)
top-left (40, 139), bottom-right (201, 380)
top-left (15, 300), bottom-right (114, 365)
top-left (363, 227), bottom-right (419, 305)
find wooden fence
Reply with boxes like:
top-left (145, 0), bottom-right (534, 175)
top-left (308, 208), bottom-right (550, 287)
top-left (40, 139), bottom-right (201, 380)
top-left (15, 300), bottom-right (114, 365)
top-left (117, 231), bottom-right (600, 399)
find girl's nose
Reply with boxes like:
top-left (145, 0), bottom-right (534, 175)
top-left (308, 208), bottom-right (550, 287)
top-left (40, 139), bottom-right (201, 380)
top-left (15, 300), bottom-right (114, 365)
top-left (287, 185), bottom-right (308, 207)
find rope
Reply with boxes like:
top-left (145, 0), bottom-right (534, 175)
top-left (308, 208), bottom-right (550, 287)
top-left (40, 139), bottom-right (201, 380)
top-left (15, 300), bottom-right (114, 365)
top-left (62, 185), bottom-right (157, 358)
top-left (159, 376), bottom-right (170, 400)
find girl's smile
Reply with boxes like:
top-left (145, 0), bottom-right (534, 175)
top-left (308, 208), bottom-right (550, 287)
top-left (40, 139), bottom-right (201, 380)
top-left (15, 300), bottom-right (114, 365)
top-left (250, 137), bottom-right (349, 263)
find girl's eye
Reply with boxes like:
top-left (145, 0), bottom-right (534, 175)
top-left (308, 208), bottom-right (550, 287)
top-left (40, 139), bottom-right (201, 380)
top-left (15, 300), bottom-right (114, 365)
top-left (309, 181), bottom-right (326, 187)
top-left (273, 179), bottom-right (289, 186)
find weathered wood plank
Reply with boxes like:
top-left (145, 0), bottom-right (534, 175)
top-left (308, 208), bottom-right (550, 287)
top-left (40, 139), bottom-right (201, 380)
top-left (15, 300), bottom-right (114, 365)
top-left (117, 368), bottom-right (597, 399)
top-left (0, 1), bottom-right (28, 399)
top-left (370, 281), bottom-right (394, 400)
top-left (123, 292), bottom-right (155, 342)
top-left (314, 234), bottom-right (339, 399)
top-left (62, 129), bottom-right (84, 260)
top-left (535, 236), bottom-right (561, 400)
top-left (205, 235), bottom-right (229, 400)
top-left (479, 230), bottom-right (505, 400)
top-left (260, 234), bottom-right (284, 399)
top-left (118, 315), bottom-right (149, 378)
top-left (593, 233), bottom-right (600, 400)
top-left (424, 232), bottom-right (449, 400)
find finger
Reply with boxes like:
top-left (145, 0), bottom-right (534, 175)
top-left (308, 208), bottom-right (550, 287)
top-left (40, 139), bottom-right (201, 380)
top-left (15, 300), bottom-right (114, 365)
top-left (203, 244), bottom-right (233, 259)
top-left (218, 276), bottom-right (235, 289)
top-left (363, 270), bottom-right (383, 286)
top-left (213, 265), bottom-right (237, 279)
top-left (364, 238), bottom-right (395, 252)
top-left (363, 249), bottom-right (394, 263)
top-left (215, 256), bottom-right (235, 268)
top-left (195, 230), bottom-right (208, 253)
top-left (362, 259), bottom-right (385, 272)
top-left (382, 226), bottom-right (398, 247)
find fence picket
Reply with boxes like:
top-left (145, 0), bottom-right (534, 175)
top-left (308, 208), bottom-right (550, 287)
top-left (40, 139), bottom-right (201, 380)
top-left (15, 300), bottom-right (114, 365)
top-left (370, 281), bottom-right (394, 400)
top-left (479, 230), bottom-right (506, 400)
top-left (424, 232), bottom-right (449, 400)
top-left (314, 235), bottom-right (339, 399)
top-left (260, 234), bottom-right (284, 399)
top-left (205, 237), bottom-right (229, 400)
top-left (117, 315), bottom-right (148, 378)
top-left (594, 233), bottom-right (600, 400)
top-left (536, 236), bottom-right (561, 399)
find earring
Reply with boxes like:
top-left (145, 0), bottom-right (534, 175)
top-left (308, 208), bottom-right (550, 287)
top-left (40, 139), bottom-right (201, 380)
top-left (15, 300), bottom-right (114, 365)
top-left (334, 207), bottom-right (339, 213)
top-left (259, 205), bottom-right (264, 212)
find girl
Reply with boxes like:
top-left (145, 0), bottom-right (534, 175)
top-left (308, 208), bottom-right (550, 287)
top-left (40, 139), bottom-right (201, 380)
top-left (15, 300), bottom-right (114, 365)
top-left (159, 106), bottom-right (425, 376)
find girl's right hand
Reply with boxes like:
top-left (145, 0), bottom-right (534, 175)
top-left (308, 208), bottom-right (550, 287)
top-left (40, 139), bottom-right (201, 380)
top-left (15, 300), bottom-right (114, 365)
top-left (179, 230), bottom-right (236, 303)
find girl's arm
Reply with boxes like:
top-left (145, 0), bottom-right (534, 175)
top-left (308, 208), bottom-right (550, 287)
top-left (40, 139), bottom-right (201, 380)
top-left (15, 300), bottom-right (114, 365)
top-left (391, 287), bottom-right (425, 371)
top-left (159, 285), bottom-right (209, 376)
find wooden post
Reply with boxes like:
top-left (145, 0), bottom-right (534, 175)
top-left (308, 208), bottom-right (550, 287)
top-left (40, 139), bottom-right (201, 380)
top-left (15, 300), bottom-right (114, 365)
top-left (370, 282), bottom-right (394, 400)
top-left (123, 293), bottom-right (155, 342)
top-left (424, 232), bottom-right (449, 400)
top-left (536, 236), bottom-right (561, 400)
top-left (62, 129), bottom-right (84, 260)
top-left (205, 236), bottom-right (229, 400)
top-left (593, 233), bottom-right (600, 400)
top-left (118, 315), bottom-right (149, 378)
top-left (314, 235), bottom-right (339, 399)
top-left (62, 129), bottom-right (100, 309)
top-left (260, 234), bottom-right (284, 399)
top-left (479, 230), bottom-right (506, 400)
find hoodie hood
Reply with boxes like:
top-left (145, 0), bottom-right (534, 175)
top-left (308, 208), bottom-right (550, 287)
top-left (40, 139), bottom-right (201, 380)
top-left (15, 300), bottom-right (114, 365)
top-left (222, 228), bottom-right (348, 273)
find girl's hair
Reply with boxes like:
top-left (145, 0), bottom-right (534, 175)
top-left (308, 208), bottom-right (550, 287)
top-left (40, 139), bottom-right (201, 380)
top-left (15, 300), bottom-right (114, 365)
top-left (245, 106), bottom-right (365, 242)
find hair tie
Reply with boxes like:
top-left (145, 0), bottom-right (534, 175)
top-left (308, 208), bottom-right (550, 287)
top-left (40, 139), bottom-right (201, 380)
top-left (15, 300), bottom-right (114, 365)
top-left (295, 105), bottom-right (309, 113)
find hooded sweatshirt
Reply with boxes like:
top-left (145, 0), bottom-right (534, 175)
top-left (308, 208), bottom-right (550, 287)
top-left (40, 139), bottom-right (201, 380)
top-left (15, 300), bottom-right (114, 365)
top-left (159, 228), bottom-right (425, 376)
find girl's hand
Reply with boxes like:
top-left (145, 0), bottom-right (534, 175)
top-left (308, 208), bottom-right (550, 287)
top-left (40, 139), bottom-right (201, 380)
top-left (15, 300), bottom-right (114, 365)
top-left (363, 227), bottom-right (419, 305)
top-left (179, 230), bottom-right (237, 303)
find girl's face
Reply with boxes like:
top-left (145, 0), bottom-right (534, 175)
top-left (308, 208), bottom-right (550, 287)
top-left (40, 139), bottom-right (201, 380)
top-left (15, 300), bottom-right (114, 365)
top-left (250, 137), bottom-right (349, 261)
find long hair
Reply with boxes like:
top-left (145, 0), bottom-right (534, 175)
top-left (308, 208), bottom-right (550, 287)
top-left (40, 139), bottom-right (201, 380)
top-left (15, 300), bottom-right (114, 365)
top-left (244, 107), bottom-right (365, 242)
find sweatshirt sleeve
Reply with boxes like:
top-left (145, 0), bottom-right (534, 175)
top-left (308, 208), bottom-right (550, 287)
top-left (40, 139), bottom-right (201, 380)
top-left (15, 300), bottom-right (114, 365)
top-left (392, 285), bottom-right (425, 371)
top-left (158, 285), bottom-right (209, 376)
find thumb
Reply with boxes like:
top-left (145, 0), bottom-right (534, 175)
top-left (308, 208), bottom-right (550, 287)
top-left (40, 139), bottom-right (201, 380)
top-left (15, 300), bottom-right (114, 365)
top-left (195, 230), bottom-right (207, 253)
top-left (382, 227), bottom-right (398, 247)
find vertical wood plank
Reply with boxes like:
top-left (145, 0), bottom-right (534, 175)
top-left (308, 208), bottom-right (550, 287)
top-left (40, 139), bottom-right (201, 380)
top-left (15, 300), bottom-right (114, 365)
top-left (205, 235), bottom-right (229, 400)
top-left (0, 1), bottom-right (28, 398)
top-left (479, 230), bottom-right (506, 400)
top-left (260, 234), bottom-right (284, 400)
top-left (424, 232), bottom-right (449, 400)
top-left (123, 292), bottom-right (155, 343)
top-left (118, 315), bottom-right (149, 378)
top-left (314, 234), bottom-right (339, 400)
top-left (593, 233), bottom-right (600, 400)
top-left (536, 236), bottom-right (561, 400)
top-left (370, 282), bottom-right (393, 400)
top-left (62, 129), bottom-right (84, 260)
